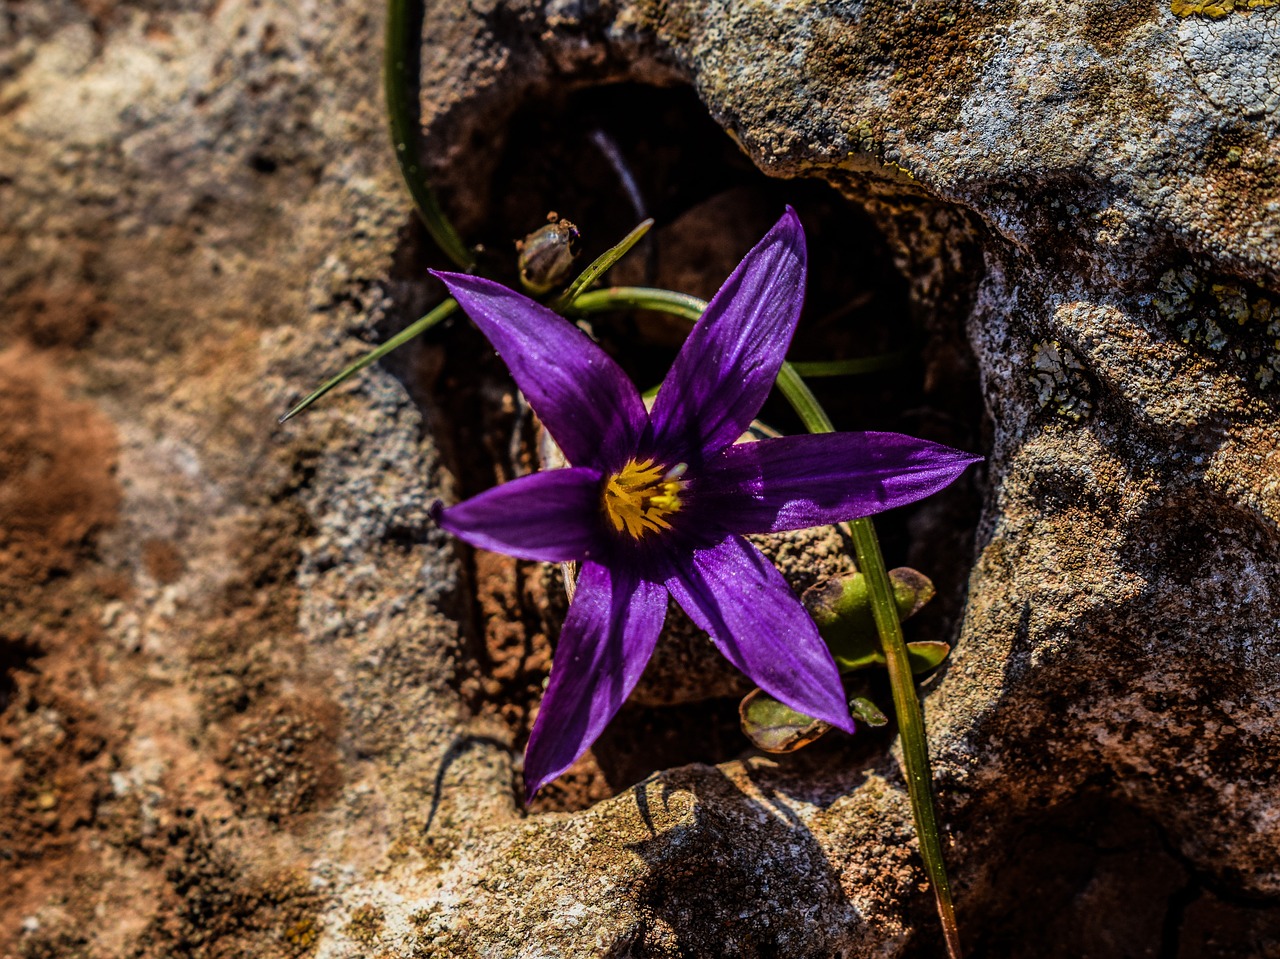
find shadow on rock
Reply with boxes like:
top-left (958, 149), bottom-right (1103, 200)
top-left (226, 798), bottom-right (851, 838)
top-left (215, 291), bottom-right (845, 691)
top-left (625, 763), bottom-right (868, 958)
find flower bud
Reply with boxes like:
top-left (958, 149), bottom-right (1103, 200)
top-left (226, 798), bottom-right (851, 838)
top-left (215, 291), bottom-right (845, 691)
top-left (516, 213), bottom-right (579, 295)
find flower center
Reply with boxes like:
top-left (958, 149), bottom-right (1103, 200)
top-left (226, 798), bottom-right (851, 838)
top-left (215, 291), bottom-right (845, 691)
top-left (602, 458), bottom-right (688, 539)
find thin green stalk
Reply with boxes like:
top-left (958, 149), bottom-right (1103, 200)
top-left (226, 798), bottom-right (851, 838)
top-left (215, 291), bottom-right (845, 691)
top-left (576, 286), bottom-right (962, 959)
top-left (568, 286), bottom-right (707, 324)
top-left (279, 298), bottom-right (459, 423)
top-left (385, 0), bottom-right (474, 270)
top-left (553, 221), bottom-right (654, 312)
top-left (848, 522), bottom-right (962, 958)
top-left (774, 362), bottom-right (837, 433)
top-left (776, 366), bottom-right (963, 959)
top-left (788, 353), bottom-right (905, 378)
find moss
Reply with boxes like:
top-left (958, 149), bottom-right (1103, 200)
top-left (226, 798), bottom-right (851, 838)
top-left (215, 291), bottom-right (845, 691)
top-left (1198, 129), bottom-right (1280, 240)
top-left (283, 917), bottom-right (319, 951)
top-left (407, 906), bottom-right (481, 959)
top-left (1081, 0), bottom-right (1159, 48)
top-left (805, 0), bottom-right (1019, 137)
top-left (135, 830), bottom-right (324, 959)
top-left (220, 694), bottom-right (343, 824)
top-left (18, 929), bottom-right (93, 959)
top-left (343, 905), bottom-right (386, 946)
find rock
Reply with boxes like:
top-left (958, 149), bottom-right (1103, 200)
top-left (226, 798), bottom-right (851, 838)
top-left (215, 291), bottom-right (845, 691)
top-left (3, 0), bottom-right (1279, 957)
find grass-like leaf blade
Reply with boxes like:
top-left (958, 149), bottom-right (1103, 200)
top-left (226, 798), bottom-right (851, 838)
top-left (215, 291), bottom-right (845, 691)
top-left (788, 353), bottom-right (905, 377)
top-left (385, 0), bottom-right (474, 270)
top-left (555, 219), bottom-right (653, 311)
top-left (279, 298), bottom-right (459, 423)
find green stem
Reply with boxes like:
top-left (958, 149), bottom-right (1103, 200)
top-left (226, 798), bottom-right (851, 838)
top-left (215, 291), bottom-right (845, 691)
top-left (279, 298), bottom-right (459, 423)
top-left (385, 0), bottom-right (474, 270)
top-left (775, 367), bottom-right (963, 959)
top-left (568, 286), bottom-right (707, 324)
top-left (787, 353), bottom-right (905, 378)
top-left (576, 285), bottom-right (962, 959)
top-left (849, 521), bottom-right (961, 958)
top-left (774, 362), bottom-right (836, 433)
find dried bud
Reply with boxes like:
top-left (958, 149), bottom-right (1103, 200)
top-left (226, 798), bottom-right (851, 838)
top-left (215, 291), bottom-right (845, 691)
top-left (516, 212), bottom-right (580, 295)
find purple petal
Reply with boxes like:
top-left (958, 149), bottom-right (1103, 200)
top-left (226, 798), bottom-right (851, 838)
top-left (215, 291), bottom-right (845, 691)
top-left (648, 208), bottom-right (806, 463)
top-left (434, 272), bottom-right (649, 470)
top-left (523, 560), bottom-right (668, 799)
top-left (696, 432), bottom-right (982, 533)
top-left (433, 467), bottom-right (606, 563)
top-left (664, 534), bottom-right (855, 733)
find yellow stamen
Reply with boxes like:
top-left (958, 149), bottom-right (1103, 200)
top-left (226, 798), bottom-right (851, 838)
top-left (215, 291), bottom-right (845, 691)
top-left (602, 458), bottom-right (688, 539)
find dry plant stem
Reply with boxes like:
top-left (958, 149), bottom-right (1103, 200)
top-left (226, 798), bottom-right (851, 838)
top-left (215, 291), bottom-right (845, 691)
top-left (574, 286), bottom-right (963, 959)
top-left (385, 0), bottom-right (474, 270)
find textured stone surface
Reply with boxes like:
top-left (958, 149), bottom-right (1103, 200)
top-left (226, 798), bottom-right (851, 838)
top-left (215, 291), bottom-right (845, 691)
top-left (3, 0), bottom-right (1280, 957)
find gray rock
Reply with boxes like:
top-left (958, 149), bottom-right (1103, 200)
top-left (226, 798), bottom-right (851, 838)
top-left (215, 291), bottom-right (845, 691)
top-left (3, 0), bottom-right (1279, 956)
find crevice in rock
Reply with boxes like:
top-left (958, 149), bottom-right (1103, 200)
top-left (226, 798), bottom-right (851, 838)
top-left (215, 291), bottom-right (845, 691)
top-left (956, 791), bottom-right (1280, 959)
top-left (1159, 861), bottom-right (1205, 959)
top-left (380, 81), bottom-right (988, 813)
top-left (1151, 808), bottom-right (1280, 959)
top-left (957, 794), bottom-right (1187, 959)
top-left (0, 635), bottom-right (43, 715)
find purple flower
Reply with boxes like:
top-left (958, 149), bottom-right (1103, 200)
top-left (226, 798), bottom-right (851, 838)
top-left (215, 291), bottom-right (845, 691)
top-left (432, 208), bottom-right (980, 800)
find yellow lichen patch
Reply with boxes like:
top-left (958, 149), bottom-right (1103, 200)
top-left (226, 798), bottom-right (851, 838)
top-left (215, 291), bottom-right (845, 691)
top-left (1171, 0), bottom-right (1279, 17)
top-left (1153, 266), bottom-right (1280, 387)
top-left (602, 458), bottom-right (687, 539)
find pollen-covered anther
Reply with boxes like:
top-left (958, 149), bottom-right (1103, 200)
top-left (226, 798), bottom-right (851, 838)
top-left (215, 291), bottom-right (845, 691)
top-left (602, 458), bottom-right (688, 538)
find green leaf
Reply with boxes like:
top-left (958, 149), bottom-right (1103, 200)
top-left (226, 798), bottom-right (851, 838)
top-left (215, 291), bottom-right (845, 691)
top-left (801, 568), bottom-right (936, 673)
top-left (907, 641), bottom-right (951, 674)
top-left (848, 695), bottom-right (889, 728)
top-left (829, 644), bottom-right (883, 673)
top-left (741, 687), bottom-right (891, 753)
top-left (279, 298), bottom-right (459, 422)
top-left (738, 688), bottom-right (831, 754)
top-left (555, 219), bottom-right (654, 311)
top-left (886, 567), bottom-right (937, 619)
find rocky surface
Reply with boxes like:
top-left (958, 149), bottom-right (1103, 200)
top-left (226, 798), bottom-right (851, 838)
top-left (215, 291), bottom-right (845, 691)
top-left (2, 0), bottom-right (1279, 957)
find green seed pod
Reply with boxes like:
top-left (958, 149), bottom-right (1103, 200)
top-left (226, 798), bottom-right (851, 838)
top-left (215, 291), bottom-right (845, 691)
top-left (517, 213), bottom-right (580, 295)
